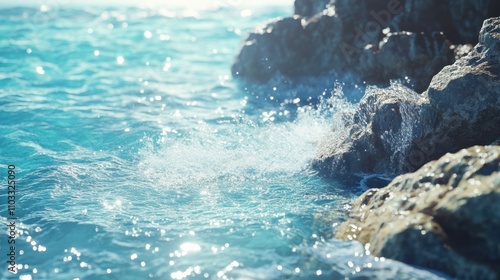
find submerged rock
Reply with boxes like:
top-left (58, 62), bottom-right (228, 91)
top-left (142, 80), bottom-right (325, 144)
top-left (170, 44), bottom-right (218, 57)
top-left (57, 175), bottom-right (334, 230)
top-left (313, 17), bottom-right (500, 176)
top-left (335, 145), bottom-right (500, 279)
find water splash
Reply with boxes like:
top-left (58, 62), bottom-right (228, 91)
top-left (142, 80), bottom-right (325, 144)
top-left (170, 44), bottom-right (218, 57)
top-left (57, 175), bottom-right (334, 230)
top-left (370, 82), bottom-right (423, 174)
top-left (138, 107), bottom-right (332, 190)
top-left (315, 81), bottom-right (422, 176)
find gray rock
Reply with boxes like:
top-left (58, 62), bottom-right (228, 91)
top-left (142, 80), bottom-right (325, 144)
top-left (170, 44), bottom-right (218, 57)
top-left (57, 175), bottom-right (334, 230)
top-left (232, 14), bottom-right (452, 92)
top-left (231, 17), bottom-right (307, 81)
top-left (335, 145), bottom-right (500, 279)
top-left (313, 17), bottom-right (500, 176)
top-left (404, 17), bottom-right (500, 172)
top-left (334, 0), bottom-right (500, 45)
top-left (313, 83), bottom-right (423, 176)
top-left (231, 14), bottom-right (345, 81)
top-left (232, 0), bottom-right (500, 90)
top-left (360, 31), bottom-right (454, 92)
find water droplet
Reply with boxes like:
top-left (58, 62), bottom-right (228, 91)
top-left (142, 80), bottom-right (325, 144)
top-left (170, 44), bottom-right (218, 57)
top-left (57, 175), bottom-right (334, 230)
top-left (36, 66), bottom-right (45, 75)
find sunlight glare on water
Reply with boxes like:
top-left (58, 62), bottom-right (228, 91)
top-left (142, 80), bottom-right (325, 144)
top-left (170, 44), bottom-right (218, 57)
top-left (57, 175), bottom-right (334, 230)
top-left (0, 1), bottom-right (452, 279)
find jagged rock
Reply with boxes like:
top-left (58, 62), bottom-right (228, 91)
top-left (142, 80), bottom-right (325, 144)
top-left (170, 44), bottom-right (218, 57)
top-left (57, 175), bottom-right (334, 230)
top-left (360, 31), bottom-right (454, 92)
top-left (233, 0), bottom-right (500, 91)
top-left (231, 14), bottom-right (345, 82)
top-left (335, 146), bottom-right (500, 279)
top-left (231, 17), bottom-right (307, 82)
top-left (404, 17), bottom-right (500, 172)
top-left (294, 0), bottom-right (331, 17)
top-left (313, 84), bottom-right (423, 176)
top-left (232, 13), bottom-right (452, 92)
top-left (341, 0), bottom-right (500, 44)
top-left (313, 17), bottom-right (500, 176)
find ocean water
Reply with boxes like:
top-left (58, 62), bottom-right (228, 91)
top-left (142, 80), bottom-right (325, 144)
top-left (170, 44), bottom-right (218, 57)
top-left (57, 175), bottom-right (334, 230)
top-left (0, 2), bottom-right (452, 280)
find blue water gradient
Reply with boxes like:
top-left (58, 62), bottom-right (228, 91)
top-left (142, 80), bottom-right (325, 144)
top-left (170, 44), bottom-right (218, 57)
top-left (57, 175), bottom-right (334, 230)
top-left (0, 4), bottom-right (451, 280)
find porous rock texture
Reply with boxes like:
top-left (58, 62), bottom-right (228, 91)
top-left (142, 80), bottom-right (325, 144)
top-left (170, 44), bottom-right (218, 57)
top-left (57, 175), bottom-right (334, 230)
top-left (405, 16), bottom-right (500, 172)
top-left (335, 146), bottom-right (500, 280)
top-left (313, 17), bottom-right (500, 177)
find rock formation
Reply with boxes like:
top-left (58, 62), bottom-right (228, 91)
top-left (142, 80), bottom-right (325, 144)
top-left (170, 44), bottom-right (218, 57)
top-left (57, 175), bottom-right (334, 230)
top-left (335, 145), bottom-right (500, 279)
top-left (313, 83), bottom-right (423, 176)
top-left (233, 2), bottom-right (500, 278)
top-left (232, 0), bottom-right (500, 93)
top-left (313, 17), bottom-right (500, 177)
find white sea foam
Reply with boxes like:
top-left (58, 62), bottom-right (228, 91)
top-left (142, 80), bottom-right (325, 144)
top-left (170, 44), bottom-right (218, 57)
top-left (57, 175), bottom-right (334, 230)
top-left (138, 105), bottom-right (333, 189)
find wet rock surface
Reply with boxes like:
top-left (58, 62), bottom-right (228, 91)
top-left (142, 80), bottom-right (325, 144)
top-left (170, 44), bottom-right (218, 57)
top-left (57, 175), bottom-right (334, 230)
top-left (405, 17), bottom-right (500, 172)
top-left (335, 146), bottom-right (500, 280)
top-left (313, 17), bottom-right (500, 176)
top-left (313, 84), bottom-right (423, 176)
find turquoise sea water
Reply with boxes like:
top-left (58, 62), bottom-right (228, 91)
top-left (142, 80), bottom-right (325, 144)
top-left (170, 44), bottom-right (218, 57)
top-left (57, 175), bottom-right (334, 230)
top-left (0, 3), bottom-right (452, 280)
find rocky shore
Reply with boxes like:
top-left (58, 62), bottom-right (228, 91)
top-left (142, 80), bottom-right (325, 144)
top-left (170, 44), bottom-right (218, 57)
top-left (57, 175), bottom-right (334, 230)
top-left (335, 146), bottom-right (500, 279)
top-left (313, 16), bottom-right (500, 177)
top-left (232, 0), bottom-right (500, 177)
top-left (232, 0), bottom-right (499, 92)
top-left (232, 0), bottom-right (500, 278)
